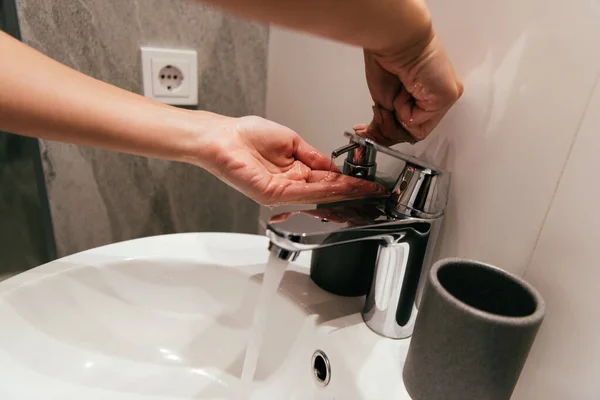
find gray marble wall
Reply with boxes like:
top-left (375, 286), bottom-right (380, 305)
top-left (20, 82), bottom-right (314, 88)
top-left (15, 0), bottom-right (267, 256)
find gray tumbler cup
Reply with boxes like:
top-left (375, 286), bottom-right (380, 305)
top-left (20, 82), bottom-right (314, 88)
top-left (403, 258), bottom-right (545, 400)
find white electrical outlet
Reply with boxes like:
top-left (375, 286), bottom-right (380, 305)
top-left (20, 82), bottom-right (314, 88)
top-left (141, 47), bottom-right (198, 106)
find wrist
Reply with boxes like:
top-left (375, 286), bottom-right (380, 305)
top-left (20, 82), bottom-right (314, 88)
top-left (175, 109), bottom-right (234, 170)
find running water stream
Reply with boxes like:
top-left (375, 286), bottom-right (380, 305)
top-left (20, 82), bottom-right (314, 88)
top-left (237, 253), bottom-right (289, 399)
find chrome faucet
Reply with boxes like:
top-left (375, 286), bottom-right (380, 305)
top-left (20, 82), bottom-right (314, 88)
top-left (265, 131), bottom-right (451, 339)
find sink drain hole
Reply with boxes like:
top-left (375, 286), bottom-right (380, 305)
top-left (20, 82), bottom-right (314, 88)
top-left (312, 350), bottom-right (331, 386)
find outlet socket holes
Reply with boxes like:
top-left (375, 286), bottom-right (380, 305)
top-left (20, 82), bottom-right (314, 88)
top-left (141, 47), bottom-right (198, 105)
top-left (159, 65), bottom-right (183, 92)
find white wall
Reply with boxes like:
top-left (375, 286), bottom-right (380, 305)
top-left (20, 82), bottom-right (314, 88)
top-left (514, 74), bottom-right (600, 399)
top-left (265, 0), bottom-right (600, 397)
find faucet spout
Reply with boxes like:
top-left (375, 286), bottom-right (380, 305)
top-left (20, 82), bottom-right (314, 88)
top-left (267, 240), bottom-right (300, 262)
top-left (265, 198), bottom-right (431, 253)
top-left (261, 130), bottom-right (450, 339)
top-left (264, 198), bottom-right (442, 340)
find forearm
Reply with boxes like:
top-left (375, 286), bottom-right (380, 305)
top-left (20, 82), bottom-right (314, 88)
top-left (0, 31), bottom-right (208, 164)
top-left (202, 0), bottom-right (432, 54)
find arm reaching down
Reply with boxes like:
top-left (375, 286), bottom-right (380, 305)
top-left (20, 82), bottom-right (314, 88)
top-left (203, 0), bottom-right (463, 144)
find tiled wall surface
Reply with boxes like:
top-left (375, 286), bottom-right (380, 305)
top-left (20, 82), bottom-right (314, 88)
top-left (265, 0), bottom-right (600, 397)
top-left (514, 74), bottom-right (600, 400)
top-left (15, 0), bottom-right (268, 256)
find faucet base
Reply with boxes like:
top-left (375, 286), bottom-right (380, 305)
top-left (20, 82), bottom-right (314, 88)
top-left (362, 306), bottom-right (416, 340)
top-left (361, 236), bottom-right (428, 340)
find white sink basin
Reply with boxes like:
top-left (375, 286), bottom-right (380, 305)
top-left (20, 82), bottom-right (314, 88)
top-left (0, 233), bottom-right (412, 399)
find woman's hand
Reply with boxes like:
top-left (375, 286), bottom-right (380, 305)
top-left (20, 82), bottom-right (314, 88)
top-left (196, 115), bottom-right (387, 206)
top-left (363, 30), bottom-right (464, 146)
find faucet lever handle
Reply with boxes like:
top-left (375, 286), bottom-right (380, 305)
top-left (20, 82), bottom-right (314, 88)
top-left (339, 131), bottom-right (450, 218)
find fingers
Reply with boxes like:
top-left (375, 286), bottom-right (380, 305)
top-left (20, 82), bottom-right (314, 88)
top-left (394, 95), bottom-right (445, 141)
top-left (364, 51), bottom-right (401, 110)
top-left (352, 124), bottom-right (369, 136)
top-left (393, 76), bottom-right (460, 141)
top-left (268, 173), bottom-right (388, 205)
top-left (364, 106), bottom-right (414, 146)
top-left (295, 137), bottom-right (340, 172)
top-left (302, 209), bottom-right (374, 225)
top-left (267, 211), bottom-right (297, 223)
top-left (364, 49), bottom-right (410, 146)
top-left (279, 160), bottom-right (312, 181)
top-left (363, 35), bottom-right (463, 145)
top-left (368, 93), bottom-right (457, 144)
top-left (304, 204), bottom-right (383, 225)
top-left (270, 207), bottom-right (380, 226)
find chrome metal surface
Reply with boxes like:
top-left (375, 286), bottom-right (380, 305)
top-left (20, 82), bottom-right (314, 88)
top-left (266, 199), bottom-right (421, 251)
top-left (267, 240), bottom-right (300, 262)
top-left (264, 131), bottom-right (450, 340)
top-left (265, 199), bottom-right (441, 339)
top-left (346, 141), bottom-right (377, 167)
top-left (343, 162), bottom-right (378, 181)
top-left (332, 137), bottom-right (378, 181)
top-left (342, 131), bottom-right (442, 173)
top-left (331, 142), bottom-right (359, 158)
top-left (343, 131), bottom-right (451, 218)
top-left (386, 163), bottom-right (451, 218)
top-left (362, 219), bottom-right (441, 339)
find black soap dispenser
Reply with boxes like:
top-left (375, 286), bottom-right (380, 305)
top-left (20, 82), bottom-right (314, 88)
top-left (309, 137), bottom-right (385, 297)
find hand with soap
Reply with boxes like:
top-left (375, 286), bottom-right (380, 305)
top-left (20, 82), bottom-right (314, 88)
top-left (197, 115), bottom-right (387, 205)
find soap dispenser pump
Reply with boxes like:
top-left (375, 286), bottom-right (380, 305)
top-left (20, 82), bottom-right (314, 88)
top-left (308, 131), bottom-right (449, 297)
